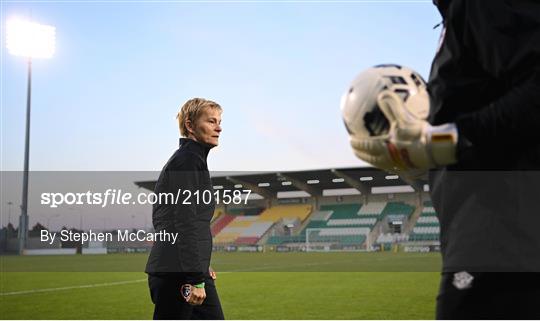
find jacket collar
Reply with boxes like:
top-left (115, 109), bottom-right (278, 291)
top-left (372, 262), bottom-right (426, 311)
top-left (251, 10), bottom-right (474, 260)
top-left (179, 138), bottom-right (211, 161)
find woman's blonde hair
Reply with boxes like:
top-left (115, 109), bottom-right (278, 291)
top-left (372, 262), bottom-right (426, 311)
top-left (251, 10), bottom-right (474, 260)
top-left (176, 98), bottom-right (222, 137)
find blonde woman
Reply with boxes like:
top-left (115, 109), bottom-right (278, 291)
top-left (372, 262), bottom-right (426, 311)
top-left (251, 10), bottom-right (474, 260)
top-left (146, 98), bottom-right (224, 319)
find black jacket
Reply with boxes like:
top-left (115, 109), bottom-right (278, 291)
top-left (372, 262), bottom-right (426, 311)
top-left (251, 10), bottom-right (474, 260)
top-left (429, 0), bottom-right (540, 169)
top-left (428, 0), bottom-right (540, 272)
top-left (145, 138), bottom-right (214, 284)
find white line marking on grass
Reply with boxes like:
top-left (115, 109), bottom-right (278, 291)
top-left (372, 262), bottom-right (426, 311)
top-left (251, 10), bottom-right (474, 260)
top-left (0, 278), bottom-right (146, 296)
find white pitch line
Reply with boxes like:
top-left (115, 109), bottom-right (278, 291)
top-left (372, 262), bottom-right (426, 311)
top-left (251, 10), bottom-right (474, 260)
top-left (0, 278), bottom-right (147, 296)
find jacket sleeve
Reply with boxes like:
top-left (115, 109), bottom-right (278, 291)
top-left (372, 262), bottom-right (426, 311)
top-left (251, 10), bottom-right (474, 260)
top-left (168, 155), bottom-right (205, 284)
top-left (453, 0), bottom-right (540, 156)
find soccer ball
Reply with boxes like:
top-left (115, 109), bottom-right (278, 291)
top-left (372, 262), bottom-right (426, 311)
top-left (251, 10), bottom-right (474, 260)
top-left (340, 64), bottom-right (429, 140)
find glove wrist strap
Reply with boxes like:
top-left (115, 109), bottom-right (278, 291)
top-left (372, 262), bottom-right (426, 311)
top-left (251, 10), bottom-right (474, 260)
top-left (427, 123), bottom-right (458, 166)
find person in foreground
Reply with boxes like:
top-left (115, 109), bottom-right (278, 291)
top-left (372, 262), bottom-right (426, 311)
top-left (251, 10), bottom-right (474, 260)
top-left (145, 98), bottom-right (224, 320)
top-left (343, 0), bottom-right (540, 319)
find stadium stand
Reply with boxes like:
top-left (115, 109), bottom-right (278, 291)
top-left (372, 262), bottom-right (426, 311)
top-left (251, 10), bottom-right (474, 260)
top-left (267, 201), bottom-right (417, 248)
top-left (211, 213), bottom-right (235, 236)
top-left (132, 168), bottom-right (436, 253)
top-left (409, 201), bottom-right (440, 241)
top-left (357, 202), bottom-right (386, 216)
top-left (381, 202), bottom-right (415, 218)
top-left (213, 205), bottom-right (312, 245)
top-left (268, 204), bottom-right (368, 246)
top-left (257, 205), bottom-right (312, 222)
top-left (304, 204), bottom-right (373, 246)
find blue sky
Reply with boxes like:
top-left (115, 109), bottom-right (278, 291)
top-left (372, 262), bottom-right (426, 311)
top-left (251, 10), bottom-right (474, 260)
top-left (2, 1), bottom-right (442, 173)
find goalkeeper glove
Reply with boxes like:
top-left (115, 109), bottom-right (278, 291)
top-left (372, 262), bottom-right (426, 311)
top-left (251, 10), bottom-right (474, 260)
top-left (350, 90), bottom-right (458, 173)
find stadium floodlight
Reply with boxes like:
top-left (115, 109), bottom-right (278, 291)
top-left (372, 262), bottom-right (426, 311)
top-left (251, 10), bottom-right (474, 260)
top-left (6, 17), bottom-right (56, 255)
top-left (6, 18), bottom-right (56, 58)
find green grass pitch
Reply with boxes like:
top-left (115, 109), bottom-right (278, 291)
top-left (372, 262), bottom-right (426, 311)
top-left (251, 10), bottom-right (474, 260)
top-left (1, 252), bottom-right (441, 319)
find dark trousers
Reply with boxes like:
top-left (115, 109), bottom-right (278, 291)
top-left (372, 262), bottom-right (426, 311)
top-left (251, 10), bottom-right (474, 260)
top-left (436, 272), bottom-right (540, 319)
top-left (148, 274), bottom-right (224, 320)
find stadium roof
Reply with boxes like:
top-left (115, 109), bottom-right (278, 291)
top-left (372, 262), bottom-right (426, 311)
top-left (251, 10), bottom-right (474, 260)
top-left (134, 167), bottom-right (422, 197)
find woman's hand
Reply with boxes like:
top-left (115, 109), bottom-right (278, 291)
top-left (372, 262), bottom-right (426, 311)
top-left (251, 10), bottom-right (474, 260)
top-left (188, 287), bottom-right (206, 305)
top-left (181, 284), bottom-right (206, 306)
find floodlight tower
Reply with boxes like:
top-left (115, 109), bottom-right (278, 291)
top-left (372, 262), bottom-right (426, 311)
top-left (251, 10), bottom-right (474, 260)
top-left (6, 17), bottom-right (56, 254)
